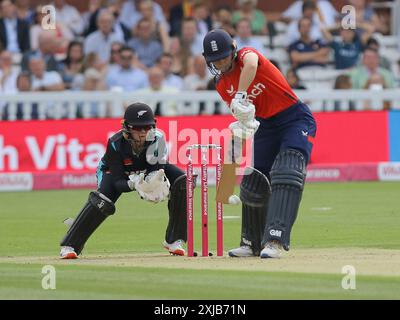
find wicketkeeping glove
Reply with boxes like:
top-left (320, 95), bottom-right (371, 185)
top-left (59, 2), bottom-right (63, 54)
top-left (134, 169), bottom-right (171, 203)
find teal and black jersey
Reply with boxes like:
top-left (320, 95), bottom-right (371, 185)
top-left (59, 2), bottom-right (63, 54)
top-left (97, 129), bottom-right (167, 193)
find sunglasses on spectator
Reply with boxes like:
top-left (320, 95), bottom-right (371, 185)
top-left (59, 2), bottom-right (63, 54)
top-left (121, 55), bottom-right (133, 60)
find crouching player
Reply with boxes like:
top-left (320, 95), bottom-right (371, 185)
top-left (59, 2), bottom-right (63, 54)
top-left (60, 103), bottom-right (187, 259)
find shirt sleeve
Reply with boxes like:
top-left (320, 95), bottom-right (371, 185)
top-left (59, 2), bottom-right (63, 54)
top-left (103, 139), bottom-right (132, 193)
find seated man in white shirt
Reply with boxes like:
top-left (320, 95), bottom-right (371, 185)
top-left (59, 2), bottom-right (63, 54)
top-left (106, 46), bottom-right (149, 92)
top-left (29, 56), bottom-right (64, 91)
top-left (84, 9), bottom-right (124, 64)
top-left (28, 55), bottom-right (65, 118)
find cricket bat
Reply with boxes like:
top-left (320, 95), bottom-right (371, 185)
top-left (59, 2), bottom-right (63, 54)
top-left (216, 136), bottom-right (244, 204)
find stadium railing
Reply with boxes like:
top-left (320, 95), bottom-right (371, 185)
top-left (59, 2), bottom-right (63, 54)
top-left (1, 89), bottom-right (400, 120)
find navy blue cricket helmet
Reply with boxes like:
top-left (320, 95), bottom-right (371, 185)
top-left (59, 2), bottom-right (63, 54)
top-left (202, 29), bottom-right (236, 74)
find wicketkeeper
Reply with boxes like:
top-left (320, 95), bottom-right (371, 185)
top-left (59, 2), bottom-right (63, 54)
top-left (202, 29), bottom-right (317, 258)
top-left (60, 103), bottom-right (188, 259)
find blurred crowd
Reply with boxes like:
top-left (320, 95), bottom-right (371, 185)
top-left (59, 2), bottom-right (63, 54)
top-left (0, 0), bottom-right (399, 119)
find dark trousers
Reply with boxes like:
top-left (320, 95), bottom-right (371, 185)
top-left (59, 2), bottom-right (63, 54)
top-left (253, 102), bottom-right (317, 179)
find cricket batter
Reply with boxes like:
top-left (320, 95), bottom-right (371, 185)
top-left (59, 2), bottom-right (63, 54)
top-left (202, 29), bottom-right (317, 258)
top-left (59, 103), bottom-right (187, 259)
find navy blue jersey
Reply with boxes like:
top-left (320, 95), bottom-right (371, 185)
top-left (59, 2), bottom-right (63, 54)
top-left (288, 39), bottom-right (327, 69)
top-left (330, 36), bottom-right (363, 69)
top-left (97, 129), bottom-right (167, 193)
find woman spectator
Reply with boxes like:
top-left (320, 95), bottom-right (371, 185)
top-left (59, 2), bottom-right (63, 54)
top-left (73, 52), bottom-right (107, 90)
top-left (136, 0), bottom-right (170, 53)
top-left (232, 0), bottom-right (267, 35)
top-left (61, 41), bottom-right (85, 90)
top-left (109, 41), bottom-right (123, 71)
top-left (169, 36), bottom-right (193, 77)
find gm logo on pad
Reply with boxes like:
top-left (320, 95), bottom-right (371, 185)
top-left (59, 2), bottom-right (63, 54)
top-left (270, 229), bottom-right (282, 237)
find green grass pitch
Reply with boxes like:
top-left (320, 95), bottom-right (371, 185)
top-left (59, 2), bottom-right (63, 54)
top-left (0, 182), bottom-right (399, 299)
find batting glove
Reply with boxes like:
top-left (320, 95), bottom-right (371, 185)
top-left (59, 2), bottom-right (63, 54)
top-left (230, 92), bottom-right (256, 124)
top-left (229, 120), bottom-right (260, 139)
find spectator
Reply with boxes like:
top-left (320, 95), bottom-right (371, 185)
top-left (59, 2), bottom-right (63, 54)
top-left (22, 30), bottom-right (63, 72)
top-left (53, 0), bottom-right (85, 37)
top-left (29, 55), bottom-right (65, 92)
top-left (348, 0), bottom-right (380, 34)
top-left (183, 55), bottom-right (210, 90)
top-left (15, 0), bottom-right (34, 24)
top-left (136, 0), bottom-right (170, 53)
top-left (0, 0), bottom-right (30, 53)
top-left (288, 17), bottom-right (330, 69)
top-left (0, 50), bottom-right (18, 94)
top-left (61, 41), bottom-right (84, 90)
top-left (232, 0), bottom-right (267, 35)
top-left (30, 5), bottom-right (72, 53)
top-left (73, 52), bottom-right (107, 90)
top-left (286, 68), bottom-right (307, 89)
top-left (120, 0), bottom-right (166, 30)
top-left (128, 18), bottom-right (163, 69)
top-left (106, 46), bottom-right (149, 91)
top-left (109, 41), bottom-right (123, 71)
top-left (213, 5), bottom-right (236, 37)
top-left (192, 1), bottom-right (212, 39)
top-left (169, 36), bottom-right (192, 76)
top-left (82, 68), bottom-right (107, 91)
top-left (349, 48), bottom-right (395, 90)
top-left (157, 53), bottom-right (184, 91)
top-left (169, 0), bottom-right (195, 37)
top-left (78, 68), bottom-right (108, 117)
top-left (234, 18), bottom-right (265, 54)
top-left (281, 0), bottom-right (338, 28)
top-left (136, 66), bottom-right (180, 116)
top-left (285, 0), bottom-right (324, 46)
top-left (321, 26), bottom-right (371, 70)
top-left (180, 17), bottom-right (203, 56)
top-left (84, 10), bottom-right (124, 64)
top-left (365, 37), bottom-right (392, 71)
top-left (85, 0), bottom-right (131, 42)
top-left (333, 74), bottom-right (355, 111)
top-left (2, 71), bottom-right (38, 120)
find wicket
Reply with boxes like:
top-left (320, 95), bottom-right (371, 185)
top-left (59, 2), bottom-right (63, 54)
top-left (186, 144), bottom-right (223, 257)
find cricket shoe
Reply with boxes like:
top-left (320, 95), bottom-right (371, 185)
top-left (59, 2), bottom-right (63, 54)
top-left (163, 240), bottom-right (185, 256)
top-left (228, 245), bottom-right (255, 257)
top-left (60, 246), bottom-right (78, 259)
top-left (260, 241), bottom-right (283, 259)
